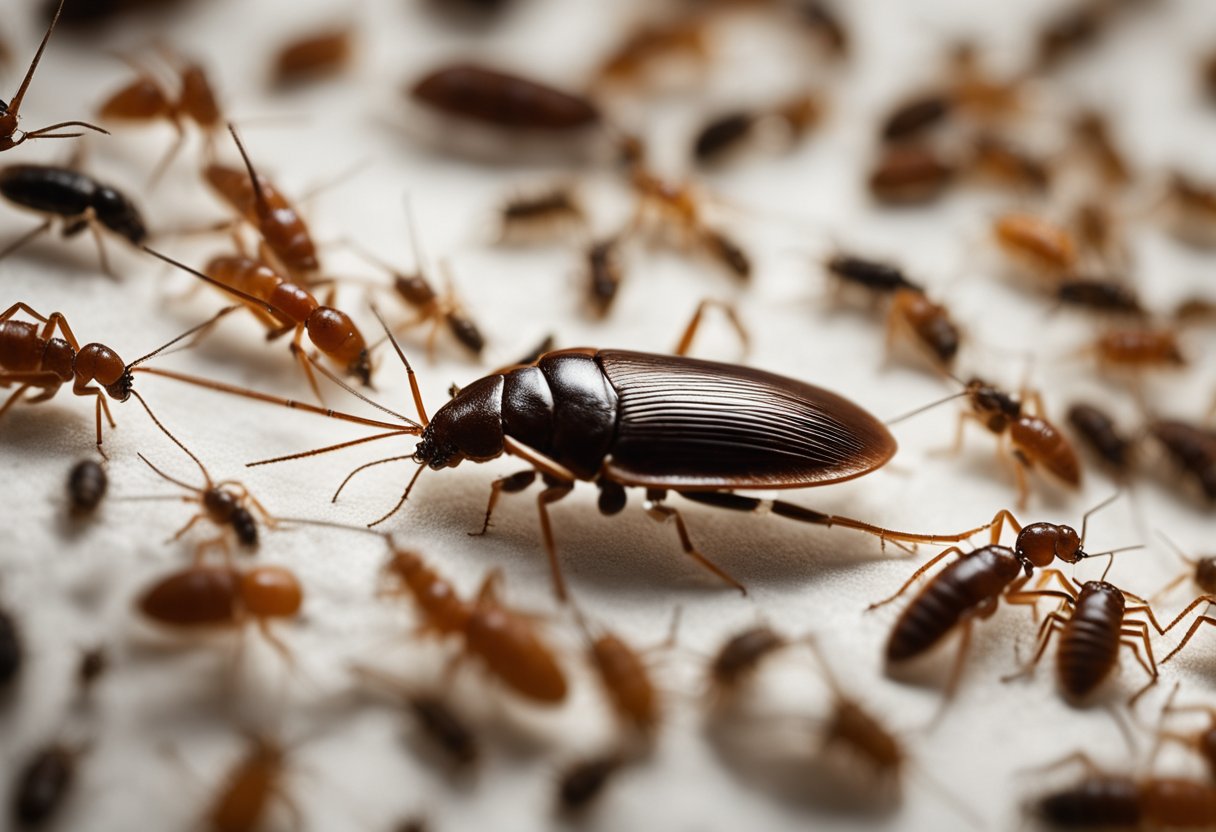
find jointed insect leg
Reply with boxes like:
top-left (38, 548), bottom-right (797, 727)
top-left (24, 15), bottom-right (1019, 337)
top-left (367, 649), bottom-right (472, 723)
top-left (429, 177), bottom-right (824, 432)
top-left (645, 500), bottom-right (746, 595)
top-left (1001, 610), bottom-right (1067, 682)
top-left (536, 482), bottom-right (575, 602)
top-left (0, 384), bottom-right (30, 420)
top-left (867, 547), bottom-right (965, 611)
top-left (672, 299), bottom-right (748, 358)
top-left (1161, 613), bottom-right (1216, 665)
top-left (0, 218), bottom-right (52, 263)
top-left (470, 470), bottom-right (536, 536)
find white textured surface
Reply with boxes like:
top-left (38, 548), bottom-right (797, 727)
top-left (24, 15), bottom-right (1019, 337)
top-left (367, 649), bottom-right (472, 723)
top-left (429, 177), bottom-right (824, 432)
top-left (1, 1), bottom-right (1214, 830)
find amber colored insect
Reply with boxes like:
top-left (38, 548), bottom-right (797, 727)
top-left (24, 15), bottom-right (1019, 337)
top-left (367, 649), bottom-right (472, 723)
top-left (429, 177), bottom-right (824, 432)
top-left (496, 186), bottom-right (585, 244)
top-left (0, 602), bottom-right (20, 689)
top-left (137, 562), bottom-right (302, 661)
top-left (1091, 328), bottom-right (1186, 371)
top-left (1031, 752), bottom-right (1216, 830)
top-left (351, 664), bottom-right (479, 768)
top-left (629, 167), bottom-right (750, 279)
top-left (203, 735), bottom-right (300, 832)
top-left (10, 741), bottom-right (84, 828)
top-left (992, 212), bottom-right (1078, 282)
top-left (144, 248), bottom-right (372, 399)
top-left (557, 754), bottom-right (625, 814)
top-left (1033, 1), bottom-right (1112, 70)
top-left (135, 404), bottom-right (275, 560)
top-left (1162, 172), bottom-right (1216, 248)
top-left (96, 47), bottom-right (222, 182)
top-left (1153, 535), bottom-right (1216, 609)
top-left (1003, 573), bottom-right (1162, 704)
top-left (867, 144), bottom-right (954, 205)
top-left (585, 236), bottom-right (624, 317)
top-left (1072, 110), bottom-right (1132, 188)
top-left (1148, 419), bottom-right (1216, 504)
top-left (0, 0), bottom-right (108, 152)
top-left (1066, 402), bottom-right (1133, 478)
top-left (966, 133), bottom-right (1051, 193)
top-left (1154, 686), bottom-right (1216, 781)
top-left (411, 62), bottom-right (600, 131)
top-left (203, 125), bottom-right (321, 282)
top-left (271, 26), bottom-right (353, 87)
top-left (380, 544), bottom-right (567, 703)
top-left (707, 625), bottom-right (789, 699)
top-left (593, 16), bottom-right (710, 90)
top-left (885, 289), bottom-right (959, 371)
top-left (1056, 278), bottom-right (1144, 317)
top-left (0, 164), bottom-right (147, 275)
top-left (0, 302), bottom-right (223, 455)
top-left (66, 459), bottom-right (107, 513)
top-left (574, 607), bottom-right (669, 741)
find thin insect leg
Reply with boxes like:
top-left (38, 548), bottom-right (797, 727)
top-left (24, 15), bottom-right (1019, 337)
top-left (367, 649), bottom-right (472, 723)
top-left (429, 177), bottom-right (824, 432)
top-left (331, 455), bottom-right (414, 502)
top-left (367, 463), bottom-right (426, 528)
top-left (986, 509), bottom-right (1023, 545)
top-left (1001, 612), bottom-right (1067, 682)
top-left (645, 502), bottom-right (747, 595)
top-left (168, 513), bottom-right (206, 545)
top-left (470, 470), bottom-right (537, 536)
top-left (536, 483), bottom-right (576, 601)
top-left (1120, 625), bottom-right (1159, 706)
top-left (0, 302), bottom-right (50, 323)
top-left (930, 411), bottom-right (982, 457)
top-left (0, 384), bottom-right (30, 420)
top-left (289, 337), bottom-right (325, 405)
top-left (867, 547), bottom-right (965, 611)
top-left (938, 618), bottom-right (976, 707)
top-left (672, 299), bottom-right (748, 358)
top-left (1123, 605), bottom-right (1168, 636)
top-left (147, 119), bottom-right (187, 188)
top-left (1149, 572), bottom-right (1192, 604)
top-left (1162, 596), bottom-right (1216, 634)
top-left (1161, 615), bottom-right (1216, 665)
top-left (0, 218), bottom-right (53, 262)
top-left (256, 618), bottom-right (296, 670)
top-left (85, 214), bottom-right (115, 279)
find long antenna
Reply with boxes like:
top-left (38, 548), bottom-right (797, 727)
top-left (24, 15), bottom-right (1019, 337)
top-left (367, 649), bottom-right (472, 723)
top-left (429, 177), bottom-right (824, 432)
top-left (141, 246), bottom-right (286, 322)
top-left (131, 389), bottom-right (212, 486)
top-left (126, 305), bottom-right (241, 369)
top-left (885, 390), bottom-right (970, 426)
top-left (371, 304), bottom-right (429, 426)
top-left (1078, 491), bottom-right (1121, 545)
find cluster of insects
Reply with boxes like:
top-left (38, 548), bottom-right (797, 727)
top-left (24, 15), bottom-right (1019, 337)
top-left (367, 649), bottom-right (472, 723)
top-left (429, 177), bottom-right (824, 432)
top-left (2, 0), bottom-right (1214, 830)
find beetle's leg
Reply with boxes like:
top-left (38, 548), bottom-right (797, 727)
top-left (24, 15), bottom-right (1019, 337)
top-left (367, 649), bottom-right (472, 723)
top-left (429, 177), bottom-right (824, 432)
top-left (0, 383), bottom-right (31, 421)
top-left (0, 218), bottom-right (53, 263)
top-left (672, 299), bottom-right (748, 358)
top-left (1001, 609), bottom-right (1067, 683)
top-left (536, 481), bottom-right (575, 601)
top-left (85, 211), bottom-right (117, 280)
top-left (868, 547), bottom-right (965, 611)
top-left (289, 333), bottom-right (325, 405)
top-left (645, 500), bottom-right (747, 595)
top-left (470, 470), bottom-right (536, 536)
top-left (931, 410), bottom-right (983, 457)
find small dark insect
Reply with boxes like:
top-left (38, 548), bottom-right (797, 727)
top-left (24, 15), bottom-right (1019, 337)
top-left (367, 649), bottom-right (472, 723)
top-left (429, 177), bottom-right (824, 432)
top-left (967, 133), bottom-right (1051, 193)
top-left (40, 0), bottom-right (196, 27)
top-left (11, 742), bottom-right (83, 828)
top-left (1066, 403), bottom-right (1133, 477)
top-left (707, 625), bottom-right (789, 699)
top-left (691, 93), bottom-right (821, 165)
top-left (1031, 753), bottom-right (1216, 830)
top-left (0, 302), bottom-right (225, 455)
top-left (1091, 329), bottom-right (1186, 372)
top-left (824, 253), bottom-right (923, 297)
top-left (351, 664), bottom-right (479, 768)
top-left (1153, 535), bottom-right (1216, 607)
top-left (586, 236), bottom-right (624, 317)
top-left (1149, 419), bottom-right (1216, 504)
top-left (204, 735), bottom-right (299, 832)
top-left (76, 645), bottom-right (108, 698)
top-left (66, 459), bottom-right (107, 513)
top-left (867, 145), bottom-right (954, 205)
top-left (0, 165), bottom-right (146, 275)
top-left (1003, 574), bottom-right (1163, 704)
top-left (1034, 1), bottom-right (1111, 70)
top-left (497, 186), bottom-right (585, 244)
top-left (271, 26), bottom-right (354, 88)
top-left (1056, 278), bottom-right (1144, 316)
top-left (135, 403), bottom-right (275, 558)
top-left (557, 754), bottom-right (624, 814)
top-left (96, 46), bottom-right (223, 183)
top-left (693, 112), bottom-right (755, 164)
top-left (879, 93), bottom-right (952, 144)
top-left (992, 212), bottom-right (1078, 283)
top-left (0, 603), bottom-right (21, 689)
top-left (885, 289), bottom-right (960, 371)
top-left (0, 0), bottom-right (108, 152)
top-left (137, 562), bottom-right (303, 662)
top-left (411, 62), bottom-right (600, 131)
top-left (797, 1), bottom-right (850, 59)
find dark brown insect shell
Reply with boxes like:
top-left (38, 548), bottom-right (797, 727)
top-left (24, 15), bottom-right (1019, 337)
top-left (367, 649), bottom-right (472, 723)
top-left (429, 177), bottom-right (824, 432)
top-left (12, 741), bottom-right (85, 828)
top-left (867, 144), bottom-right (955, 205)
top-left (67, 459), bottom-right (107, 513)
top-left (1065, 403), bottom-right (1133, 476)
top-left (410, 63), bottom-right (600, 131)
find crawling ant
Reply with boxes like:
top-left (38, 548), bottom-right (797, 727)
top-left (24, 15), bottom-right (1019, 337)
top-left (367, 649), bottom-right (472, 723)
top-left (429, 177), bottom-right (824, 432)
top-left (10, 740), bottom-right (86, 828)
top-left (137, 561), bottom-right (303, 662)
top-left (1033, 0), bottom-right (1114, 71)
top-left (271, 25), bottom-right (354, 88)
top-left (691, 93), bottom-right (821, 166)
top-left (351, 664), bottom-right (480, 768)
top-left (966, 133), bottom-right (1051, 194)
top-left (379, 544), bottom-right (567, 703)
top-left (1090, 328), bottom-right (1186, 372)
top-left (410, 62), bottom-right (600, 132)
top-left (1002, 571), bottom-right (1163, 704)
top-left (144, 248), bottom-right (372, 400)
top-left (66, 459), bottom-right (107, 513)
top-left (706, 625), bottom-right (790, 703)
top-left (556, 754), bottom-right (625, 815)
top-left (586, 236), bottom-right (624, 316)
top-left (823, 253), bottom-right (923, 300)
top-left (879, 93), bottom-right (951, 144)
top-left (1147, 419), bottom-right (1216, 504)
top-left (496, 186), bottom-right (585, 245)
top-left (867, 144), bottom-right (954, 205)
top-left (0, 302), bottom-right (226, 455)
top-left (593, 15), bottom-right (710, 92)
top-left (1071, 110), bottom-right (1132, 188)
top-left (1066, 403), bottom-right (1134, 478)
top-left (346, 200), bottom-right (484, 359)
top-left (0, 0), bottom-right (108, 152)
top-left (96, 45), bottom-right (222, 182)
top-left (202, 734), bottom-right (301, 832)
top-left (134, 402), bottom-right (275, 560)
top-left (796, 0), bottom-right (850, 59)
top-left (1030, 751), bottom-right (1216, 830)
top-left (204, 124), bottom-right (320, 282)
top-left (992, 212), bottom-right (1078, 284)
top-left (0, 163), bottom-right (146, 275)
top-left (1055, 278), bottom-right (1144, 317)
top-left (885, 289), bottom-right (960, 372)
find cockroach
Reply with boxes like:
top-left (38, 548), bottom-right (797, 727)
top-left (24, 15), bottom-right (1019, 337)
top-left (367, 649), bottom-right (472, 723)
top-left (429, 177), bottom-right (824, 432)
top-left (1162, 172), bottom-right (1216, 248)
top-left (347, 201), bottom-right (484, 358)
top-left (556, 754), bottom-right (624, 814)
top-left (797, 0), bottom-right (850, 59)
top-left (1148, 419), bottom-right (1216, 504)
top-left (10, 741), bottom-right (85, 828)
top-left (593, 16), bottom-right (709, 90)
top-left (1072, 110), bottom-right (1132, 187)
top-left (872, 496), bottom-right (1125, 698)
top-left (144, 248), bottom-right (372, 398)
top-left (1152, 534), bottom-right (1216, 608)
top-left (573, 606), bottom-right (669, 741)
top-left (96, 46), bottom-right (223, 182)
top-left (707, 625), bottom-right (790, 699)
top-left (1033, 1), bottom-right (1111, 70)
top-left (351, 664), bottom-right (479, 768)
top-left (966, 133), bottom-right (1051, 193)
top-left (824, 253), bottom-right (924, 297)
top-left (496, 186), bottom-right (585, 244)
top-left (691, 93), bottom-right (821, 165)
top-left (1003, 573), bottom-right (1162, 704)
top-left (203, 735), bottom-right (300, 832)
top-left (879, 93), bottom-right (952, 144)
top-left (271, 26), bottom-right (353, 88)
top-left (66, 459), bottom-right (107, 513)
top-left (379, 545), bottom-right (567, 703)
top-left (410, 63), bottom-right (600, 131)
top-left (992, 212), bottom-right (1078, 283)
top-left (947, 40), bottom-right (1025, 120)
top-left (0, 603), bottom-right (21, 689)
top-left (1056, 278), bottom-right (1144, 316)
top-left (137, 562), bottom-right (303, 662)
top-left (0, 302), bottom-right (226, 455)
top-left (0, 164), bottom-right (146, 274)
top-left (203, 125), bottom-right (320, 282)
top-left (1066, 403), bottom-right (1133, 478)
top-left (586, 236), bottom-right (624, 317)
top-left (867, 144), bottom-right (954, 205)
top-left (135, 403), bottom-right (274, 560)
top-left (0, 0), bottom-right (108, 152)
top-left (1091, 329), bottom-right (1186, 371)
top-left (1030, 752), bottom-right (1216, 830)
top-left (885, 289), bottom-right (959, 371)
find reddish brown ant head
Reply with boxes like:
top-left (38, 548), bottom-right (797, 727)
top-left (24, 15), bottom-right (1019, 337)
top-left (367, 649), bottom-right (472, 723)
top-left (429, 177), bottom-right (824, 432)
top-left (1016, 522), bottom-right (1082, 570)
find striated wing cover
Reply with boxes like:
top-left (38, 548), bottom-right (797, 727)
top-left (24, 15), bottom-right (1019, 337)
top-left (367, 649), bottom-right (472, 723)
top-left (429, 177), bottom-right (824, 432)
top-left (597, 350), bottom-right (896, 490)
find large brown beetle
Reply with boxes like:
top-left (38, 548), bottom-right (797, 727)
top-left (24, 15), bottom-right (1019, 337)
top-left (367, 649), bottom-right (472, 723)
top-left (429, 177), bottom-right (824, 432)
top-left (141, 320), bottom-right (989, 600)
